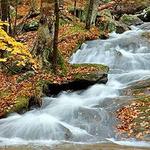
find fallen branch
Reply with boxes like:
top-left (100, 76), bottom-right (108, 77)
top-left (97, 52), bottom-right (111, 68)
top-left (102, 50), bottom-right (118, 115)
top-left (98, 1), bottom-right (116, 11)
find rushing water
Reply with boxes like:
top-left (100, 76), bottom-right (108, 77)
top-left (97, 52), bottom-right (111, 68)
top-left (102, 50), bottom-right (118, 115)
top-left (0, 24), bottom-right (150, 148)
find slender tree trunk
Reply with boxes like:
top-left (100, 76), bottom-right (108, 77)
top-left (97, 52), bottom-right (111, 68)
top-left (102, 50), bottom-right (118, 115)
top-left (1, 0), bottom-right (9, 31)
top-left (85, 0), bottom-right (94, 30)
top-left (0, 0), bottom-right (10, 67)
top-left (74, 0), bottom-right (77, 16)
top-left (52, 0), bottom-right (60, 73)
top-left (13, 0), bottom-right (18, 36)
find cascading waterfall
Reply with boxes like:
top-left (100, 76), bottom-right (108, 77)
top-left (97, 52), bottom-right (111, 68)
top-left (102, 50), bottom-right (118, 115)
top-left (0, 25), bottom-right (150, 147)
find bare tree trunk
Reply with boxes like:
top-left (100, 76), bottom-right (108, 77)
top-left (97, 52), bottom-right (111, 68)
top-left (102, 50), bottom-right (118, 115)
top-left (74, 0), bottom-right (77, 16)
top-left (13, 0), bottom-right (18, 36)
top-left (1, 0), bottom-right (9, 31)
top-left (52, 0), bottom-right (60, 73)
top-left (85, 0), bottom-right (94, 30)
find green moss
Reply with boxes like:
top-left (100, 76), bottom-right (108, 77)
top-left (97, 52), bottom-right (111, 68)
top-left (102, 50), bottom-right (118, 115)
top-left (71, 24), bottom-right (85, 34)
top-left (96, 10), bottom-right (116, 33)
top-left (72, 64), bottom-right (109, 73)
top-left (61, 23), bottom-right (85, 38)
top-left (120, 14), bottom-right (142, 26)
top-left (17, 71), bottom-right (35, 83)
top-left (74, 73), bottom-right (99, 81)
top-left (0, 90), bottom-right (11, 98)
top-left (59, 18), bottom-right (68, 26)
top-left (12, 96), bottom-right (29, 113)
top-left (23, 19), bottom-right (39, 31)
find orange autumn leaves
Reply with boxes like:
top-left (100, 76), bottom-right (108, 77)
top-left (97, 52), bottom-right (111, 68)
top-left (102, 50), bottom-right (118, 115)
top-left (116, 99), bottom-right (150, 139)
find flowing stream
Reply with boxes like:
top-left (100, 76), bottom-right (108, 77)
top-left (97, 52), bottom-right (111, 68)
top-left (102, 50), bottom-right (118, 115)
top-left (0, 24), bottom-right (150, 149)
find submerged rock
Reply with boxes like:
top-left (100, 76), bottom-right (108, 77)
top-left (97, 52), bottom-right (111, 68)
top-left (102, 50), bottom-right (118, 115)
top-left (138, 22), bottom-right (150, 30)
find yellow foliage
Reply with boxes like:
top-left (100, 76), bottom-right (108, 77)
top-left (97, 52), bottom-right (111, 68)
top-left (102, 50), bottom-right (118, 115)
top-left (0, 58), bottom-right (7, 62)
top-left (0, 21), bottom-right (37, 69)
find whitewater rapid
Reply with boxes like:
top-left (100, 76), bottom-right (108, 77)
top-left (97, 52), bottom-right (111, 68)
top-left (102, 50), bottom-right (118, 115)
top-left (0, 24), bottom-right (150, 147)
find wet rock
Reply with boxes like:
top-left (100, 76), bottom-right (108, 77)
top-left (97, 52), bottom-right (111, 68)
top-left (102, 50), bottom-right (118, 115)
top-left (143, 134), bottom-right (150, 141)
top-left (142, 31), bottom-right (150, 42)
top-left (7, 96), bottom-right (42, 116)
top-left (138, 22), bottom-right (150, 30)
top-left (120, 14), bottom-right (143, 26)
top-left (138, 7), bottom-right (150, 22)
top-left (115, 21), bottom-right (130, 34)
top-left (43, 74), bottom-right (108, 96)
top-left (28, 96), bottom-right (42, 110)
top-left (43, 64), bottom-right (109, 96)
top-left (122, 78), bottom-right (150, 96)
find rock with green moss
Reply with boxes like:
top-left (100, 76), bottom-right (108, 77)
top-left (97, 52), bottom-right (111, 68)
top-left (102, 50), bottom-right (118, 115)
top-left (115, 21), bottom-right (130, 34)
top-left (95, 9), bottom-right (116, 35)
top-left (141, 31), bottom-right (150, 42)
top-left (120, 14), bottom-right (143, 26)
top-left (72, 64), bottom-right (109, 83)
top-left (23, 19), bottom-right (39, 32)
top-left (43, 64), bottom-right (109, 96)
top-left (17, 71), bottom-right (35, 83)
top-left (12, 96), bottom-right (29, 114)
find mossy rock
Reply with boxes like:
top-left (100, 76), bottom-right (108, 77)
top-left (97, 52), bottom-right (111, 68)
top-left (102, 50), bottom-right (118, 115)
top-left (0, 90), bottom-right (11, 99)
top-left (95, 10), bottom-right (116, 35)
top-left (72, 64), bottom-right (109, 74)
top-left (115, 21), bottom-right (130, 34)
top-left (142, 31), bottom-right (150, 42)
top-left (11, 96), bottom-right (29, 114)
top-left (23, 19), bottom-right (39, 32)
top-left (43, 64), bottom-right (109, 96)
top-left (0, 79), bottom-right (43, 118)
top-left (120, 14), bottom-right (143, 26)
top-left (138, 7), bottom-right (150, 22)
top-left (17, 71), bottom-right (35, 83)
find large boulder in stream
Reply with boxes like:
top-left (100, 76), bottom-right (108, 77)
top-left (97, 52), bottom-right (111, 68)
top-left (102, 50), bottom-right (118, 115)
top-left (120, 14), bottom-right (143, 26)
top-left (95, 9), bottom-right (130, 35)
top-left (95, 9), bottom-right (116, 37)
top-left (43, 64), bottom-right (109, 96)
